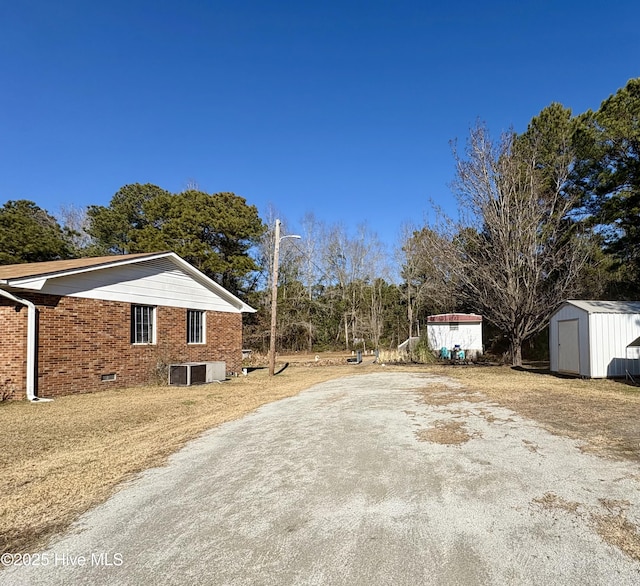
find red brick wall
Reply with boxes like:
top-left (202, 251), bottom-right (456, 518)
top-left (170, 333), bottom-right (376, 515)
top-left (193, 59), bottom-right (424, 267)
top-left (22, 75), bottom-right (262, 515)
top-left (0, 299), bottom-right (27, 399)
top-left (1, 293), bottom-right (243, 399)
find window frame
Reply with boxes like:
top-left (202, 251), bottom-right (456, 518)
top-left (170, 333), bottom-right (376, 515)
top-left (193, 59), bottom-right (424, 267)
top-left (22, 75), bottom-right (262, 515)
top-left (131, 305), bottom-right (156, 345)
top-left (187, 309), bottom-right (206, 345)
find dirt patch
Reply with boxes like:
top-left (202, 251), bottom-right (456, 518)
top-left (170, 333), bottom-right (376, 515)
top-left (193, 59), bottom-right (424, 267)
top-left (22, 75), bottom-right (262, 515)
top-left (532, 492), bottom-right (640, 561)
top-left (522, 439), bottom-right (541, 454)
top-left (415, 420), bottom-right (480, 445)
top-left (477, 408), bottom-right (497, 423)
top-left (475, 407), bottom-right (515, 425)
top-left (417, 383), bottom-right (484, 407)
top-left (532, 492), bottom-right (582, 514)
top-left (594, 498), bottom-right (640, 560)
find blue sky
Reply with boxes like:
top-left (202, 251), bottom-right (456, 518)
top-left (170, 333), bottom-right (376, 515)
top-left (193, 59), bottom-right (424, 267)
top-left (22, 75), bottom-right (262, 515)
top-left (1, 0), bottom-right (638, 250)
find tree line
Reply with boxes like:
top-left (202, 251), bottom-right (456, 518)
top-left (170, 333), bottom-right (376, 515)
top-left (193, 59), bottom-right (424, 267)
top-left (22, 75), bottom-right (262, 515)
top-left (1, 78), bottom-right (638, 364)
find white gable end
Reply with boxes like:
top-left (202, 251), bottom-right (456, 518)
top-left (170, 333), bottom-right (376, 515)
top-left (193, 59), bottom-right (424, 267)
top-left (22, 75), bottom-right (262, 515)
top-left (34, 258), bottom-right (242, 313)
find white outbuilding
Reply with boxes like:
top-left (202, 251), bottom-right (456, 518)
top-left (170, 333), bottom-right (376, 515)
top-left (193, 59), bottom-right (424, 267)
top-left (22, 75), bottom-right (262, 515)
top-left (549, 300), bottom-right (640, 378)
top-left (426, 313), bottom-right (483, 359)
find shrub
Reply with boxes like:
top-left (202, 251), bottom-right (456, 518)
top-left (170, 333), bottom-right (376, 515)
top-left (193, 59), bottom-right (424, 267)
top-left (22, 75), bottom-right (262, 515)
top-left (0, 379), bottom-right (16, 402)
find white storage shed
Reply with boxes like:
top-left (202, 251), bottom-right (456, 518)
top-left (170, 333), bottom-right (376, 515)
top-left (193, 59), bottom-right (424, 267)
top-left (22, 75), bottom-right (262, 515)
top-left (426, 313), bottom-right (483, 359)
top-left (549, 300), bottom-right (640, 378)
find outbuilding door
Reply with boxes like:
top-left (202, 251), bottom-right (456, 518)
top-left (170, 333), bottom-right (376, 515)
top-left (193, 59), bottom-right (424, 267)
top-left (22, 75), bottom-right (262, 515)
top-left (558, 319), bottom-right (580, 374)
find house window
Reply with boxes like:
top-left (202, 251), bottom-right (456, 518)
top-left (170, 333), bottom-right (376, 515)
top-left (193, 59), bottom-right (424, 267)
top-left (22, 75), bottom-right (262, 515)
top-left (131, 305), bottom-right (155, 344)
top-left (449, 322), bottom-right (459, 331)
top-left (187, 310), bottom-right (205, 344)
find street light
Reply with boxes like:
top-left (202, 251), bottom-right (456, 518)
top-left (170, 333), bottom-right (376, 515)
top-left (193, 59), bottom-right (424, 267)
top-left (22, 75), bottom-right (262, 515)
top-left (269, 219), bottom-right (301, 376)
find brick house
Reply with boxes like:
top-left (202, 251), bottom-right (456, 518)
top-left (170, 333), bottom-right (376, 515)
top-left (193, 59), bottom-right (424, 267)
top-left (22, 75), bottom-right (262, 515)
top-left (0, 252), bottom-right (255, 400)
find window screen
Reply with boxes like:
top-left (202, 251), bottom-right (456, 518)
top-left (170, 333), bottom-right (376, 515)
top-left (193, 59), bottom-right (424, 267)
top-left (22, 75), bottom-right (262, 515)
top-left (132, 305), bottom-right (155, 344)
top-left (187, 310), bottom-right (205, 344)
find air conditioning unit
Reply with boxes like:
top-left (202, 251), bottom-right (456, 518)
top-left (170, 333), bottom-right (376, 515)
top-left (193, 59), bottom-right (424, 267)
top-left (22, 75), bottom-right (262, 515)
top-left (169, 361), bottom-right (226, 386)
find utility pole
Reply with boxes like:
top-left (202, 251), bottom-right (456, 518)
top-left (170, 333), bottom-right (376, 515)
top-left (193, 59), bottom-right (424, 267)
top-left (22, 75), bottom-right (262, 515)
top-left (268, 220), bottom-right (300, 376)
top-left (268, 220), bottom-right (281, 376)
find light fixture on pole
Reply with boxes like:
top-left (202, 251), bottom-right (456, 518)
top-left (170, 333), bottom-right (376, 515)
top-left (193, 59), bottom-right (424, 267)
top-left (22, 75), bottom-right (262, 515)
top-left (269, 219), bottom-right (301, 376)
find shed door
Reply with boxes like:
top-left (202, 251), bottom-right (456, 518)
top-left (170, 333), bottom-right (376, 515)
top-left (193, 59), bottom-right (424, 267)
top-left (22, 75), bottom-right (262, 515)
top-left (558, 319), bottom-right (580, 374)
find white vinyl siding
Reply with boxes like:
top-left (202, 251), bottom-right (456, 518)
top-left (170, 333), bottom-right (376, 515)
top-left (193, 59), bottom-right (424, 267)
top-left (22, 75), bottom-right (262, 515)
top-left (34, 258), bottom-right (242, 313)
top-left (131, 305), bottom-right (155, 344)
top-left (187, 310), bottom-right (205, 344)
top-left (589, 312), bottom-right (640, 378)
top-left (427, 322), bottom-right (483, 353)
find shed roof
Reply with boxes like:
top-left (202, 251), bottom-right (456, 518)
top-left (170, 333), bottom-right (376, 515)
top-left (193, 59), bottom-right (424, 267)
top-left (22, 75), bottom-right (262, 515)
top-left (628, 336), bottom-right (640, 348)
top-left (427, 313), bottom-right (482, 323)
top-left (563, 300), bottom-right (640, 314)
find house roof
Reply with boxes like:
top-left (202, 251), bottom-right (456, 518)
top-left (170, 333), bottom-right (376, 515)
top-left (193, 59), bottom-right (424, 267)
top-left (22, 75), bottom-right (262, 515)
top-left (0, 252), bottom-right (163, 280)
top-left (0, 252), bottom-right (255, 313)
top-left (564, 300), bottom-right (640, 315)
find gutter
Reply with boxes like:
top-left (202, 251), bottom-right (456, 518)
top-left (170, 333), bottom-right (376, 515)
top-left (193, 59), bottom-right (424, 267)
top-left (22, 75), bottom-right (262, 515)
top-left (0, 288), bottom-right (52, 402)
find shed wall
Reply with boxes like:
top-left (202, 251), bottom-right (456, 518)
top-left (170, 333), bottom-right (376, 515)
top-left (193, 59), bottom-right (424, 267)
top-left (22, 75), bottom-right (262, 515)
top-left (427, 323), bottom-right (483, 354)
top-left (588, 312), bottom-right (640, 378)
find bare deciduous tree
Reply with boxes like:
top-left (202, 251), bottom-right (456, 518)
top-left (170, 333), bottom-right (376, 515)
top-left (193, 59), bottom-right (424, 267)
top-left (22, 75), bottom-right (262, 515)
top-left (446, 113), bottom-right (589, 365)
top-left (57, 203), bottom-right (93, 252)
top-left (298, 212), bottom-right (325, 299)
top-left (323, 222), bottom-right (385, 350)
top-left (398, 222), bottom-right (459, 349)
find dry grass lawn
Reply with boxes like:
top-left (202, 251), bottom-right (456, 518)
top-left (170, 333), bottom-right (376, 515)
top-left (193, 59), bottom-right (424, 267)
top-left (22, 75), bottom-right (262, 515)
top-left (3, 355), bottom-right (640, 561)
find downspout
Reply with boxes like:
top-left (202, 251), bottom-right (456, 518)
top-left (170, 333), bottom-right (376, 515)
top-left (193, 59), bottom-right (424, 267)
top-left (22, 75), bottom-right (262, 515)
top-left (0, 288), bottom-right (51, 402)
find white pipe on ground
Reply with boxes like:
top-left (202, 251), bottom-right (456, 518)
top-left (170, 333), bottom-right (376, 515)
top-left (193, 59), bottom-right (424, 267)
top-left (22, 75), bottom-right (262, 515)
top-left (0, 288), bottom-right (51, 402)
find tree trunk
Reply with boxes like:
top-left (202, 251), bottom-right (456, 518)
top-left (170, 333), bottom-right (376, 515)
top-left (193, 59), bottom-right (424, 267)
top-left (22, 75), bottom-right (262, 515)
top-left (344, 317), bottom-right (349, 350)
top-left (510, 339), bottom-right (523, 367)
top-left (407, 296), bottom-right (413, 358)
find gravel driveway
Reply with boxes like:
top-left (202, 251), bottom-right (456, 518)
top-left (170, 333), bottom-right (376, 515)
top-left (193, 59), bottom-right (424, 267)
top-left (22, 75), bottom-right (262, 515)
top-left (2, 372), bottom-right (640, 585)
